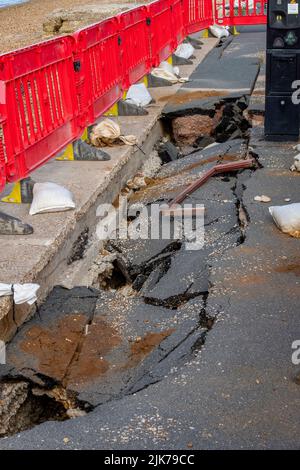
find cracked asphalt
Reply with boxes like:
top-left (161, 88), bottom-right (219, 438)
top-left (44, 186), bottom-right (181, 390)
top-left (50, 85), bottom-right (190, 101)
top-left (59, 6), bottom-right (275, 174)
top-left (1, 28), bottom-right (300, 450)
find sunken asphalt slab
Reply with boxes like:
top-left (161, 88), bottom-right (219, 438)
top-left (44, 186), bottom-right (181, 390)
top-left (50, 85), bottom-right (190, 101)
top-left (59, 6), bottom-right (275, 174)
top-left (1, 30), bottom-right (300, 450)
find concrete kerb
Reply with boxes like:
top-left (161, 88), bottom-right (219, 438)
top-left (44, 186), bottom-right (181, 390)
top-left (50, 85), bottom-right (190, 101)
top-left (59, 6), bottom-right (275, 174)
top-left (0, 37), bottom-right (219, 343)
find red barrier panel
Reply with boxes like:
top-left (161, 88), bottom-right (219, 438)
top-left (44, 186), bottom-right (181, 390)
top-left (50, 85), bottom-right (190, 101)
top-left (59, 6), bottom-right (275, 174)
top-left (183, 0), bottom-right (214, 34)
top-left (148, 0), bottom-right (174, 67)
top-left (74, 18), bottom-right (122, 125)
top-left (171, 0), bottom-right (185, 48)
top-left (0, 37), bottom-right (79, 184)
top-left (119, 6), bottom-right (151, 89)
top-left (215, 0), bottom-right (267, 26)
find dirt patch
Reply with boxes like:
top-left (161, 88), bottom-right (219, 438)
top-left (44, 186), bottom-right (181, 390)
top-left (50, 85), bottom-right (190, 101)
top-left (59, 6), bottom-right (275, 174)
top-left (274, 263), bottom-right (300, 277)
top-left (172, 115), bottom-right (215, 146)
top-left (66, 319), bottom-right (122, 386)
top-left (252, 90), bottom-right (264, 96)
top-left (128, 175), bottom-right (190, 204)
top-left (18, 314), bottom-right (123, 387)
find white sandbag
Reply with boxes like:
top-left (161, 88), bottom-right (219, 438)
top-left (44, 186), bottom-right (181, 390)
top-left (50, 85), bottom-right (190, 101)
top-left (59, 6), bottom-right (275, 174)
top-left (174, 43), bottom-right (194, 60)
top-left (209, 24), bottom-right (230, 39)
top-left (0, 283), bottom-right (40, 305)
top-left (90, 119), bottom-right (137, 147)
top-left (29, 182), bottom-right (75, 215)
top-left (269, 203), bottom-right (300, 238)
top-left (125, 83), bottom-right (152, 107)
top-left (151, 61), bottom-right (188, 84)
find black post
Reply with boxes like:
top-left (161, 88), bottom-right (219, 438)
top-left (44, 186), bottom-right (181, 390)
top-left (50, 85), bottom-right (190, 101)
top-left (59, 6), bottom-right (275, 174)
top-left (265, 0), bottom-right (300, 141)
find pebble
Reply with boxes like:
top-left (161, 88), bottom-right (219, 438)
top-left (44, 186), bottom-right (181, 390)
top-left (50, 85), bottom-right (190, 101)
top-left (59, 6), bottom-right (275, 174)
top-left (254, 195), bottom-right (271, 203)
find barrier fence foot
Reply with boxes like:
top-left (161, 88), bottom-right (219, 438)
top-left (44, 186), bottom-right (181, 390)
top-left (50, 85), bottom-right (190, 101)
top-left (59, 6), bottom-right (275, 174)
top-left (172, 54), bottom-right (193, 66)
top-left (230, 26), bottom-right (240, 36)
top-left (0, 211), bottom-right (33, 235)
top-left (118, 100), bottom-right (149, 116)
top-left (57, 138), bottom-right (110, 162)
top-left (1, 177), bottom-right (34, 204)
top-left (147, 74), bottom-right (173, 88)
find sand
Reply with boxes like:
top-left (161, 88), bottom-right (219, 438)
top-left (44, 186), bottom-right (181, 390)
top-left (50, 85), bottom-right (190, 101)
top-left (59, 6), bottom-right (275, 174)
top-left (0, 0), bottom-right (140, 54)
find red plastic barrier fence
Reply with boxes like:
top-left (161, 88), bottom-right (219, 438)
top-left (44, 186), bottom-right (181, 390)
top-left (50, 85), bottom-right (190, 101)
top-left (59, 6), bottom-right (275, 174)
top-left (119, 6), bottom-right (151, 89)
top-left (183, 0), bottom-right (214, 35)
top-left (215, 0), bottom-right (267, 26)
top-left (74, 17), bottom-right (122, 126)
top-left (148, 0), bottom-right (174, 66)
top-left (0, 37), bottom-right (79, 184)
